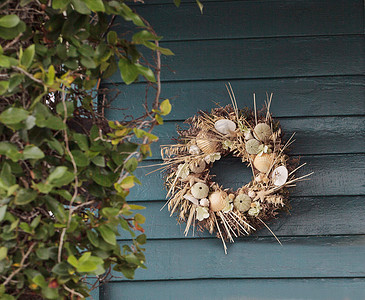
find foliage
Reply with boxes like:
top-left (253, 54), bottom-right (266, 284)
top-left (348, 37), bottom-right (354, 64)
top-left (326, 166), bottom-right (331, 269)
top-left (0, 0), bottom-right (173, 298)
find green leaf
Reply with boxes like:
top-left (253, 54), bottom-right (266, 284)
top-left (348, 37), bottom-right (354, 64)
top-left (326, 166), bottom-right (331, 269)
top-left (52, 0), bottom-right (70, 9)
top-left (159, 99), bottom-right (172, 116)
top-left (0, 15), bottom-right (20, 28)
top-left (0, 162), bottom-right (15, 188)
top-left (136, 234), bottom-right (147, 245)
top-left (91, 156), bottom-right (105, 167)
top-left (23, 145), bottom-right (45, 160)
top-left (0, 107), bottom-right (28, 125)
top-left (120, 176), bottom-right (134, 189)
top-left (0, 205), bottom-right (7, 222)
top-left (128, 204), bottom-right (145, 210)
top-left (47, 138), bottom-right (64, 155)
top-left (56, 101), bottom-right (74, 118)
top-left (132, 30), bottom-right (161, 44)
top-left (86, 230), bottom-right (99, 247)
top-left (14, 188), bottom-right (37, 205)
top-left (118, 58), bottom-right (139, 85)
top-left (69, 150), bottom-right (89, 167)
top-left (33, 274), bottom-right (47, 288)
top-left (155, 114), bottom-right (163, 125)
top-left (98, 224), bottom-right (116, 245)
top-left (0, 55), bottom-right (18, 68)
top-left (0, 247), bottom-right (8, 260)
top-left (20, 45), bottom-right (35, 69)
top-left (134, 213), bottom-right (145, 224)
top-left (73, 133), bottom-right (89, 151)
top-left (196, 0), bottom-right (204, 13)
top-left (34, 182), bottom-right (53, 194)
top-left (70, 0), bottom-right (91, 14)
top-left (80, 55), bottom-right (96, 69)
top-left (47, 166), bottom-right (67, 183)
top-left (46, 65), bottom-right (55, 85)
top-left (82, 0), bottom-right (105, 12)
top-left (174, 0), bottom-right (181, 7)
top-left (124, 157), bottom-right (138, 172)
top-left (135, 64), bottom-right (156, 82)
top-left (52, 262), bottom-right (71, 276)
top-left (107, 31), bottom-right (117, 45)
top-left (120, 3), bottom-right (145, 27)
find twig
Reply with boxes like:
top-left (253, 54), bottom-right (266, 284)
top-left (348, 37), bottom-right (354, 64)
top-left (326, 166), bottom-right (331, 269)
top-left (12, 66), bottom-right (43, 84)
top-left (63, 284), bottom-right (85, 299)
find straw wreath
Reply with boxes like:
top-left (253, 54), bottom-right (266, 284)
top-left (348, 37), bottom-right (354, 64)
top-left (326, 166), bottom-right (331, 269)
top-left (160, 84), bottom-right (312, 253)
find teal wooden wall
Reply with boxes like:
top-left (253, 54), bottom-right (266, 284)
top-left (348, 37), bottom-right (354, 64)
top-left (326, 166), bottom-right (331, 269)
top-left (99, 0), bottom-right (365, 299)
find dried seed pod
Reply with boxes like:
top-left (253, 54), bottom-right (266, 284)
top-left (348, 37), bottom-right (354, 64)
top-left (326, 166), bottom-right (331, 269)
top-left (191, 182), bottom-right (209, 199)
top-left (233, 194), bottom-right (251, 212)
top-left (189, 145), bottom-right (200, 155)
top-left (245, 139), bottom-right (261, 155)
top-left (214, 119), bottom-right (236, 135)
top-left (199, 198), bottom-right (210, 207)
top-left (209, 191), bottom-right (228, 212)
top-left (189, 159), bottom-right (206, 173)
top-left (253, 123), bottom-right (272, 141)
top-left (253, 153), bottom-right (274, 173)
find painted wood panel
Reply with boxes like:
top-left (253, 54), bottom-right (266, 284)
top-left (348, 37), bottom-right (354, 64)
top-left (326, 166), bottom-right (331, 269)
top-left (120, 0), bottom-right (364, 40)
top-left (105, 76), bottom-right (365, 120)
top-left (129, 154), bottom-right (365, 201)
top-left (109, 36), bottom-right (364, 82)
top-left (103, 278), bottom-right (365, 300)
top-left (110, 236), bottom-right (365, 280)
top-left (117, 196), bottom-right (365, 239)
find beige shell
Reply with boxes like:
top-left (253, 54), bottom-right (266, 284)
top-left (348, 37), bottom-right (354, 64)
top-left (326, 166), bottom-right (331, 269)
top-left (214, 119), bottom-right (236, 135)
top-left (209, 191), bottom-right (228, 212)
top-left (191, 182), bottom-right (209, 199)
top-left (189, 159), bottom-right (206, 173)
top-left (253, 153), bottom-right (273, 173)
top-left (245, 139), bottom-right (261, 154)
top-left (196, 133), bottom-right (218, 154)
top-left (253, 123), bottom-right (272, 141)
top-left (199, 198), bottom-right (210, 207)
top-left (233, 194), bottom-right (251, 212)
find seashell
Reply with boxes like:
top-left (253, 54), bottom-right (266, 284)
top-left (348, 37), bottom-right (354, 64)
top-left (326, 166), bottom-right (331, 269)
top-left (209, 191), bottom-right (228, 212)
top-left (272, 165), bottom-right (288, 186)
top-left (196, 133), bottom-right (218, 154)
top-left (189, 145), bottom-right (200, 155)
top-left (253, 153), bottom-right (273, 173)
top-left (183, 194), bottom-right (199, 205)
top-left (233, 194), bottom-right (251, 212)
top-left (248, 190), bottom-right (256, 198)
top-left (191, 182), bottom-right (209, 199)
top-left (253, 123), bottom-right (272, 141)
top-left (228, 193), bottom-right (235, 201)
top-left (244, 130), bottom-right (253, 140)
top-left (214, 119), bottom-right (236, 135)
top-left (189, 159), bottom-right (206, 173)
top-left (245, 139), bottom-right (261, 155)
top-left (199, 198), bottom-right (209, 207)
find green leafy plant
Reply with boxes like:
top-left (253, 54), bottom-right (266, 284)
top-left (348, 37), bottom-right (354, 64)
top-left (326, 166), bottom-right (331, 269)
top-left (0, 0), bottom-right (172, 298)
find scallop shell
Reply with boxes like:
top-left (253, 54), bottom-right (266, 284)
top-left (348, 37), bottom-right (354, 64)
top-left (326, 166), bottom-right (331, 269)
top-left (214, 119), bottom-right (236, 135)
top-left (191, 182), bottom-right (209, 199)
top-left (253, 123), bottom-right (272, 141)
top-left (196, 133), bottom-right (218, 154)
top-left (233, 194), bottom-right (251, 212)
top-left (272, 165), bottom-right (288, 186)
top-left (189, 159), bottom-right (206, 173)
top-left (209, 191), bottom-right (228, 212)
top-left (245, 139), bottom-right (261, 154)
top-left (253, 153), bottom-right (273, 173)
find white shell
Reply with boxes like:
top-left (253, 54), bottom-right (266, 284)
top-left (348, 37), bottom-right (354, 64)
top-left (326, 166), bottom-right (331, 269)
top-left (271, 165), bottom-right (288, 186)
top-left (183, 194), bottom-right (199, 205)
top-left (209, 191), bottom-right (228, 212)
top-left (189, 145), bottom-right (200, 155)
top-left (233, 194), bottom-right (251, 212)
top-left (191, 182), bottom-right (209, 199)
top-left (253, 153), bottom-right (273, 173)
top-left (189, 159), bottom-right (206, 173)
top-left (199, 198), bottom-right (210, 207)
top-left (248, 190), bottom-right (256, 198)
top-left (214, 119), bottom-right (236, 135)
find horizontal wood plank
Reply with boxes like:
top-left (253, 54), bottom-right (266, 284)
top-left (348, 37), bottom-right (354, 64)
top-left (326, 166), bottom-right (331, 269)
top-left (129, 154), bottom-right (365, 201)
top-left (103, 278), bottom-right (365, 300)
top-left (119, 196), bottom-right (365, 240)
top-left (110, 236), bottom-right (365, 280)
top-left (109, 36), bottom-right (364, 82)
top-left (119, 0), bottom-right (364, 40)
top-left (145, 116), bottom-right (365, 158)
top-left (104, 76), bottom-right (365, 120)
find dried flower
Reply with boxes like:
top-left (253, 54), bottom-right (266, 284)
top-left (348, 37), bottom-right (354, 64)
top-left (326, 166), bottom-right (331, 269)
top-left (248, 201), bottom-right (262, 217)
top-left (204, 152), bottom-right (221, 164)
top-left (196, 206), bottom-right (210, 221)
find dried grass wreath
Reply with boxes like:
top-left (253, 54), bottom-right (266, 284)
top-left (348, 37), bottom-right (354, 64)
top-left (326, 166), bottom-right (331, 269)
top-left (160, 85), bottom-right (311, 253)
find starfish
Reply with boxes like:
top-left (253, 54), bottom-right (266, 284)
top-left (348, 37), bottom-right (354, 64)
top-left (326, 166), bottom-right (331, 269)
top-left (181, 174), bottom-right (206, 186)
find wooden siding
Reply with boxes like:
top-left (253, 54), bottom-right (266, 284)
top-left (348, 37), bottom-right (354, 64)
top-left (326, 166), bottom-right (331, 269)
top-left (99, 0), bottom-right (365, 299)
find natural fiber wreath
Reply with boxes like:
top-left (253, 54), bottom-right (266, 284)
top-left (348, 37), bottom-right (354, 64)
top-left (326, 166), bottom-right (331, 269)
top-left (161, 86), bottom-right (310, 253)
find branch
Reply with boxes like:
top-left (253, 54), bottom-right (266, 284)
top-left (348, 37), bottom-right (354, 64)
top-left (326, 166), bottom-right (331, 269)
top-left (12, 66), bottom-right (43, 84)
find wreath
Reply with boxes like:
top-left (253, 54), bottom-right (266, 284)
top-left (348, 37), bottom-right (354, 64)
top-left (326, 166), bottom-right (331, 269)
top-left (161, 86), bottom-right (310, 253)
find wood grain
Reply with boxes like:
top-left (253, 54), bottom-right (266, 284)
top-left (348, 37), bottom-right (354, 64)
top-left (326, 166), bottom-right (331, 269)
top-left (102, 278), bottom-right (365, 300)
top-left (110, 236), bottom-right (365, 281)
top-left (117, 196), bottom-right (365, 240)
top-left (109, 36), bottom-right (364, 82)
top-left (104, 76), bottom-right (365, 120)
top-left (119, 0), bottom-right (364, 40)
top-left (128, 154), bottom-right (365, 201)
